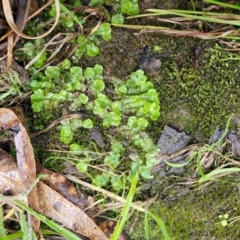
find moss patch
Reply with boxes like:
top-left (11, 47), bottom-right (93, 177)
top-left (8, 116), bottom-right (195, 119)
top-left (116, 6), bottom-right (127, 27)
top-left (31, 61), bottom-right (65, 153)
top-left (155, 42), bottom-right (240, 139)
top-left (78, 23), bottom-right (240, 141)
top-left (128, 174), bottom-right (240, 239)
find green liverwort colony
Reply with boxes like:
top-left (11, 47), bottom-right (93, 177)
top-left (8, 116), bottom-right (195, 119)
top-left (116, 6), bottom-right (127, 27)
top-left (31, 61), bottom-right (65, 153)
top-left (30, 62), bottom-right (160, 190)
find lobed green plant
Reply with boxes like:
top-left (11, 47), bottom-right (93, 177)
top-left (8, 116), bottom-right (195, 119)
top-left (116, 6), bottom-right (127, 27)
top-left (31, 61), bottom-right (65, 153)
top-left (15, 0), bottom-right (141, 71)
top-left (16, 21), bottom-right (112, 72)
top-left (30, 61), bottom-right (160, 190)
top-left (120, 0), bottom-right (139, 16)
top-left (218, 213), bottom-right (229, 227)
top-left (20, 38), bottom-right (47, 69)
top-left (88, 0), bottom-right (139, 17)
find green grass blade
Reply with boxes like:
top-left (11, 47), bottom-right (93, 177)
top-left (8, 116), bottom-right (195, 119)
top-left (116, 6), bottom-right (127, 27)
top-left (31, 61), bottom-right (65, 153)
top-left (199, 167), bottom-right (240, 183)
top-left (146, 211), bottom-right (171, 240)
top-left (167, 10), bottom-right (240, 27)
top-left (60, 4), bottom-right (83, 26)
top-left (147, 9), bottom-right (210, 15)
top-left (165, 150), bottom-right (198, 168)
top-left (111, 174), bottom-right (139, 240)
top-left (190, 0), bottom-right (196, 11)
top-left (0, 233), bottom-right (23, 240)
top-left (0, 230), bottom-right (59, 240)
top-left (111, 23), bottom-right (171, 30)
top-left (204, 0), bottom-right (240, 10)
top-left (144, 213), bottom-right (150, 240)
top-left (13, 200), bottom-right (81, 240)
top-left (197, 150), bottom-right (205, 177)
top-left (0, 196), bottom-right (7, 240)
top-left (129, 9), bottom-right (240, 27)
top-left (67, 174), bottom-right (170, 239)
top-left (19, 211), bottom-right (31, 240)
top-left (213, 114), bottom-right (233, 148)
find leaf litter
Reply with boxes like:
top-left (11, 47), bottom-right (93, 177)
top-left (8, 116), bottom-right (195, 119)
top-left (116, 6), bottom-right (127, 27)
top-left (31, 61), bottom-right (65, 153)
top-left (0, 108), bottom-right (130, 239)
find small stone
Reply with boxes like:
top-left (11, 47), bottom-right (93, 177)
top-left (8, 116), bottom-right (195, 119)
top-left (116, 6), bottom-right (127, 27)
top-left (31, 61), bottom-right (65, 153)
top-left (89, 128), bottom-right (106, 148)
top-left (157, 125), bottom-right (191, 155)
top-left (144, 58), bottom-right (162, 73)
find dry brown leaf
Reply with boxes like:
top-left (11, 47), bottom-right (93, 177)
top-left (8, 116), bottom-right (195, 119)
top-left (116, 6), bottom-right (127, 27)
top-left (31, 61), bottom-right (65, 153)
top-left (0, 148), bottom-right (109, 239)
top-left (0, 108), bottom-right (40, 233)
top-left (38, 182), bottom-right (109, 240)
top-left (6, 33), bottom-right (13, 72)
top-left (0, 108), bottom-right (110, 239)
top-left (36, 162), bottom-right (98, 215)
top-left (0, 148), bottom-right (24, 195)
top-left (0, 108), bottom-right (19, 130)
top-left (10, 106), bottom-right (28, 131)
top-left (0, 146), bottom-right (134, 239)
top-left (0, 108), bottom-right (131, 239)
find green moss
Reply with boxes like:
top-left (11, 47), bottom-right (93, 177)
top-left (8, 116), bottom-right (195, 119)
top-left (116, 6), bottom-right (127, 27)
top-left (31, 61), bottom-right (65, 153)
top-left (91, 27), bottom-right (240, 141)
top-left (149, 43), bottom-right (240, 140)
top-left (128, 174), bottom-right (240, 239)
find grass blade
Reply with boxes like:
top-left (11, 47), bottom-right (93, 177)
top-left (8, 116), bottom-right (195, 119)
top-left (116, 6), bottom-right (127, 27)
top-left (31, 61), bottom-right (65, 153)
top-left (13, 200), bottom-right (81, 240)
top-left (144, 213), bottom-right (150, 240)
top-left (111, 174), bottom-right (139, 240)
top-left (204, 0), bottom-right (240, 10)
top-left (19, 211), bottom-right (31, 240)
top-left (0, 230), bottom-right (59, 240)
top-left (146, 211), bottom-right (171, 240)
top-left (0, 196), bottom-right (7, 240)
top-left (199, 167), bottom-right (240, 183)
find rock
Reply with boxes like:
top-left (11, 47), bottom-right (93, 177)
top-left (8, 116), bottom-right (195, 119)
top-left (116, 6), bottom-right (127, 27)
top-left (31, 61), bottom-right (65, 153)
top-left (209, 127), bottom-right (225, 144)
top-left (138, 46), bottom-right (162, 74)
top-left (151, 125), bottom-right (192, 176)
top-left (228, 131), bottom-right (240, 156)
top-left (89, 128), bottom-right (106, 149)
top-left (157, 125), bottom-right (191, 155)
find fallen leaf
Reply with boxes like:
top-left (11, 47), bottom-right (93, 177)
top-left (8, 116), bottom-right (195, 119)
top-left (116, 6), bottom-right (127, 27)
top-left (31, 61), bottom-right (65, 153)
top-left (0, 108), bottom-right (110, 239)
top-left (0, 108), bottom-right (130, 239)
top-left (0, 148), bottom-right (24, 195)
top-left (36, 162), bottom-right (99, 217)
top-left (38, 182), bottom-right (109, 240)
top-left (0, 108), bottom-right (40, 233)
top-left (0, 148), bottom-right (109, 239)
